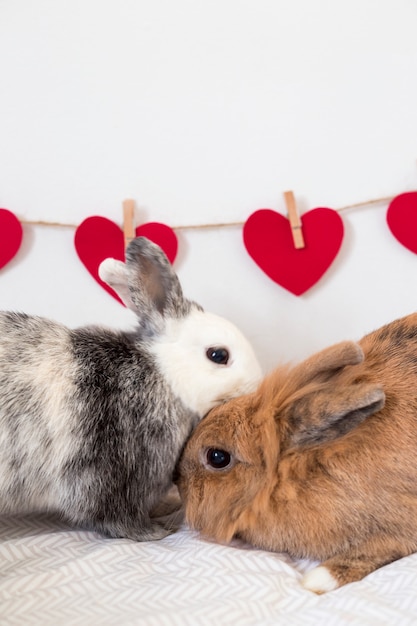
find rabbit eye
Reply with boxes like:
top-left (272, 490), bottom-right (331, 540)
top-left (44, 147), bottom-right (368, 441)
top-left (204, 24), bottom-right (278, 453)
top-left (206, 347), bottom-right (229, 365)
top-left (205, 448), bottom-right (232, 470)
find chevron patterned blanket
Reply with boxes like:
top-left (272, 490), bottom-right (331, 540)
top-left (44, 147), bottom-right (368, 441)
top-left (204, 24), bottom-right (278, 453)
top-left (1, 515), bottom-right (417, 625)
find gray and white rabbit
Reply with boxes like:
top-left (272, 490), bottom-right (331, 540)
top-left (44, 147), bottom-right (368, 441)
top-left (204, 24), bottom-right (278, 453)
top-left (0, 237), bottom-right (262, 540)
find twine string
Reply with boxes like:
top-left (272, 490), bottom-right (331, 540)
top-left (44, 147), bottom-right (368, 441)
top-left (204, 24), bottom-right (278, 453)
top-left (18, 193), bottom-right (397, 232)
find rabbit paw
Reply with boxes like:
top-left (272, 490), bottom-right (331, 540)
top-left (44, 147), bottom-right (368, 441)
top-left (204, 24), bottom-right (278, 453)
top-left (130, 521), bottom-right (174, 542)
top-left (120, 521), bottom-right (175, 542)
top-left (96, 519), bottom-right (175, 542)
top-left (301, 566), bottom-right (339, 594)
top-left (150, 485), bottom-right (183, 518)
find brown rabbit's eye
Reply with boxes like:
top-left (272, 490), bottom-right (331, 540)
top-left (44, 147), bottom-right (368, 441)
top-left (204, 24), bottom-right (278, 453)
top-left (206, 347), bottom-right (229, 365)
top-left (206, 448), bottom-right (232, 469)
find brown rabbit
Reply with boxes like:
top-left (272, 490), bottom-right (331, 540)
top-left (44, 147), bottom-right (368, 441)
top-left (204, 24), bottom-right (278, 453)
top-left (178, 313), bottom-right (417, 593)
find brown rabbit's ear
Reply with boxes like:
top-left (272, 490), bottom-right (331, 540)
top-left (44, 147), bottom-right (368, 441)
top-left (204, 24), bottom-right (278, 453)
top-left (289, 383), bottom-right (385, 447)
top-left (294, 341), bottom-right (364, 387)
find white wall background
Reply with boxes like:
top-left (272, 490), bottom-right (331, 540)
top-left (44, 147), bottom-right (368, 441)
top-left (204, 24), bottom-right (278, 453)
top-left (0, 0), bottom-right (416, 373)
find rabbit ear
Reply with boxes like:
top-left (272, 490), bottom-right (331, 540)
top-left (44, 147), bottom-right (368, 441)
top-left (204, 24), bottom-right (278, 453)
top-left (99, 239), bottom-right (190, 331)
top-left (289, 383), bottom-right (385, 447)
top-left (98, 258), bottom-right (138, 312)
top-left (294, 341), bottom-right (364, 387)
top-left (124, 237), bottom-right (191, 330)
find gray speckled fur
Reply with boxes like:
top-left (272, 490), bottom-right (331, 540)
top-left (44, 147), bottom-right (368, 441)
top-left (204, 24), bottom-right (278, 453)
top-left (0, 238), bottom-right (261, 541)
top-left (0, 321), bottom-right (195, 541)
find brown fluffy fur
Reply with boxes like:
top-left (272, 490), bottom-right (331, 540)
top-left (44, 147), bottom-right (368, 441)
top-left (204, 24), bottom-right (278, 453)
top-left (178, 313), bottom-right (417, 591)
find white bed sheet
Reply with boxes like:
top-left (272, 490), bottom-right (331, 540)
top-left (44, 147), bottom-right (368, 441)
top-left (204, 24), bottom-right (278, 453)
top-left (1, 514), bottom-right (417, 626)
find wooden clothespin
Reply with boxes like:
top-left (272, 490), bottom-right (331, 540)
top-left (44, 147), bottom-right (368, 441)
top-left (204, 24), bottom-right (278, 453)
top-left (123, 199), bottom-right (136, 250)
top-left (284, 190), bottom-right (305, 249)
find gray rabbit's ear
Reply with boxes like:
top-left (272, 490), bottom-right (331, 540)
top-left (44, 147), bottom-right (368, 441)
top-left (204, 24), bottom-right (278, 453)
top-left (289, 383), bottom-right (385, 447)
top-left (98, 258), bottom-right (138, 312)
top-left (124, 237), bottom-right (191, 325)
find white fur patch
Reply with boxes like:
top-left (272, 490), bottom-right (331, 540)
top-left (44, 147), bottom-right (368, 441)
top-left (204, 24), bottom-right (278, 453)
top-left (301, 566), bottom-right (339, 594)
top-left (98, 258), bottom-right (137, 310)
top-left (149, 308), bottom-right (262, 417)
top-left (0, 317), bottom-right (79, 514)
top-left (98, 258), bottom-right (127, 284)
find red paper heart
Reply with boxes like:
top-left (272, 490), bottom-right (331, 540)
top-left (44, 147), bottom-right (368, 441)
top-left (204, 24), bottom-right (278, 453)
top-left (0, 208), bottom-right (23, 269)
top-left (243, 208), bottom-right (344, 295)
top-left (386, 192), bottom-right (417, 254)
top-left (74, 216), bottom-right (178, 304)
